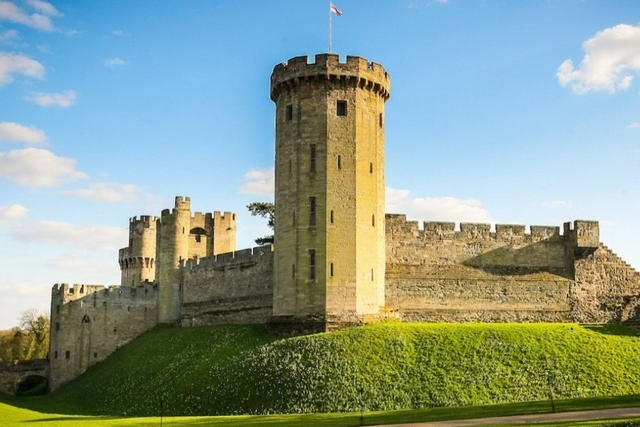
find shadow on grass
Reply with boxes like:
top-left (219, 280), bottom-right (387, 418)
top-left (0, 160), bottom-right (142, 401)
top-left (582, 324), bottom-right (640, 338)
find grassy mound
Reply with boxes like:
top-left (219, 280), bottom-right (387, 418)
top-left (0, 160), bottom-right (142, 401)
top-left (8, 322), bottom-right (640, 416)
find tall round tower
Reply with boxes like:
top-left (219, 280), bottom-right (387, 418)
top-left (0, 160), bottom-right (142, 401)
top-left (118, 215), bottom-right (157, 287)
top-left (270, 54), bottom-right (391, 332)
top-left (156, 196), bottom-right (191, 324)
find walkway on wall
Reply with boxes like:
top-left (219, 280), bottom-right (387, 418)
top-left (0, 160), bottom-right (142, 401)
top-left (377, 407), bottom-right (640, 427)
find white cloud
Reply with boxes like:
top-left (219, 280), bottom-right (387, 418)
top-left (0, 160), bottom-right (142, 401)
top-left (25, 90), bottom-right (76, 107)
top-left (0, 29), bottom-right (18, 43)
top-left (111, 29), bottom-right (124, 36)
top-left (0, 204), bottom-right (28, 224)
top-left (0, 122), bottom-right (46, 144)
top-left (238, 167), bottom-right (274, 196)
top-left (9, 221), bottom-right (127, 251)
top-left (557, 23), bottom-right (640, 94)
top-left (0, 1), bottom-right (55, 31)
top-left (627, 122), bottom-right (640, 129)
top-left (26, 0), bottom-right (61, 17)
top-left (104, 57), bottom-right (126, 69)
top-left (542, 200), bottom-right (567, 209)
top-left (386, 187), bottom-right (495, 224)
top-left (62, 182), bottom-right (140, 203)
top-left (0, 148), bottom-right (87, 187)
top-left (0, 51), bottom-right (44, 85)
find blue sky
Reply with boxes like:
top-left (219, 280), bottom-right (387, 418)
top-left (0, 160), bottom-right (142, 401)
top-left (0, 0), bottom-right (639, 329)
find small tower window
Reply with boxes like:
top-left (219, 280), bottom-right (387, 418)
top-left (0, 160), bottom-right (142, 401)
top-left (310, 144), bottom-right (316, 172)
top-left (330, 210), bottom-right (334, 224)
top-left (309, 197), bottom-right (316, 227)
top-left (372, 214), bottom-right (375, 227)
top-left (371, 268), bottom-right (374, 281)
top-left (55, 322), bottom-right (60, 331)
top-left (330, 262), bottom-right (334, 277)
top-left (309, 249), bottom-right (316, 281)
top-left (65, 351), bottom-right (70, 359)
top-left (54, 351), bottom-right (58, 359)
top-left (289, 158), bottom-right (292, 175)
top-left (56, 304), bottom-right (60, 314)
top-left (379, 113), bottom-right (383, 128)
top-left (370, 162), bottom-right (373, 173)
top-left (337, 155), bottom-right (342, 170)
top-left (292, 263), bottom-right (296, 278)
top-left (286, 104), bottom-right (293, 121)
top-left (337, 100), bottom-right (347, 116)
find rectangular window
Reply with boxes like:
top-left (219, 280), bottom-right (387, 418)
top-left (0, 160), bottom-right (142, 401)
top-left (310, 144), bottom-right (316, 172)
top-left (56, 304), bottom-right (60, 314)
top-left (309, 249), bottom-right (316, 281)
top-left (330, 262), bottom-right (334, 277)
top-left (55, 322), bottom-right (60, 331)
top-left (309, 196), bottom-right (316, 227)
top-left (337, 155), bottom-right (341, 170)
top-left (330, 210), bottom-right (334, 224)
top-left (54, 351), bottom-right (58, 359)
top-left (286, 105), bottom-right (293, 121)
top-left (94, 352), bottom-right (98, 358)
top-left (379, 113), bottom-right (383, 128)
top-left (337, 100), bottom-right (347, 116)
top-left (65, 351), bottom-right (70, 360)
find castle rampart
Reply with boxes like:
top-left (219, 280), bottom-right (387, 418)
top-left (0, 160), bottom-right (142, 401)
top-left (48, 282), bottom-right (158, 391)
top-left (181, 246), bottom-right (274, 327)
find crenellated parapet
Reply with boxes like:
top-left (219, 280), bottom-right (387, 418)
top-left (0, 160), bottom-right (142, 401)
top-left (385, 214), bottom-right (563, 244)
top-left (183, 245), bottom-right (273, 271)
top-left (270, 54), bottom-right (390, 102)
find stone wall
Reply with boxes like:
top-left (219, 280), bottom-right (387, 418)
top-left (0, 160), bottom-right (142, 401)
top-left (0, 359), bottom-right (48, 395)
top-left (384, 214), bottom-right (575, 322)
top-left (48, 283), bottom-right (158, 391)
top-left (180, 246), bottom-right (274, 326)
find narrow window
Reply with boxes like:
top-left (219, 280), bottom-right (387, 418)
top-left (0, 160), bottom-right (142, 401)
top-left (330, 210), bottom-right (334, 224)
top-left (309, 197), bottom-right (316, 227)
top-left (65, 351), bottom-right (70, 360)
top-left (370, 162), bottom-right (373, 173)
top-left (337, 155), bottom-right (342, 170)
top-left (94, 352), bottom-right (98, 358)
top-left (372, 214), bottom-right (375, 227)
top-left (286, 104), bottom-right (293, 121)
top-left (56, 304), bottom-right (60, 314)
top-left (292, 264), bottom-right (296, 278)
top-left (310, 144), bottom-right (316, 172)
top-left (371, 268), bottom-right (374, 281)
top-left (337, 100), bottom-right (347, 116)
top-left (54, 351), bottom-right (58, 359)
top-left (55, 322), bottom-right (60, 331)
top-left (379, 113), bottom-right (383, 128)
top-left (309, 249), bottom-right (316, 280)
top-left (289, 158), bottom-right (292, 174)
top-left (330, 262), bottom-right (334, 277)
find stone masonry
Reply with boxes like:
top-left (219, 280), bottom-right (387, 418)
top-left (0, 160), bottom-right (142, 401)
top-left (44, 54), bottom-right (640, 392)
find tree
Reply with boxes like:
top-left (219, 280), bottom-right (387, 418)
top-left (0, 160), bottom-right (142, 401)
top-left (247, 202), bottom-right (274, 245)
top-left (19, 309), bottom-right (50, 360)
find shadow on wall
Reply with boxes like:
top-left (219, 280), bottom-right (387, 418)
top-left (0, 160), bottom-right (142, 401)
top-left (463, 241), bottom-right (573, 280)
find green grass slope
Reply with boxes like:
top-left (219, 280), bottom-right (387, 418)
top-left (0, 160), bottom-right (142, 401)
top-left (6, 323), bottom-right (640, 416)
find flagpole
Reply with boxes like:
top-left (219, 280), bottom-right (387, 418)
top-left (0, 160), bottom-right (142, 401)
top-left (329, 1), bottom-right (332, 53)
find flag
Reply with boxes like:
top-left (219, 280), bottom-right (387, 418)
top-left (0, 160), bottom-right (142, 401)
top-left (330, 3), bottom-right (343, 16)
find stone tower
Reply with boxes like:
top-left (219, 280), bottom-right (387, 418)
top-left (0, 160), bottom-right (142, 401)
top-left (118, 215), bottom-right (158, 287)
top-left (270, 54), bottom-right (391, 332)
top-left (155, 196), bottom-right (237, 324)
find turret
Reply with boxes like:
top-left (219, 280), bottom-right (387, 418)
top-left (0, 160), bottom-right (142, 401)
top-left (270, 54), bottom-right (391, 332)
top-left (118, 215), bottom-right (158, 287)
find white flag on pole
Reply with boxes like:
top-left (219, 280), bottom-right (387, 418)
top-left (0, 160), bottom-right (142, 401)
top-left (330, 3), bottom-right (343, 16)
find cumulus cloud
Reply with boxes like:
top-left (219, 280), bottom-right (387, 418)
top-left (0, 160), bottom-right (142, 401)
top-left (0, 204), bottom-right (28, 224)
top-left (0, 148), bottom-right (87, 187)
top-left (557, 23), bottom-right (640, 94)
top-left (627, 122), bottom-right (640, 129)
top-left (104, 57), bottom-right (126, 69)
top-left (26, 0), bottom-right (61, 17)
top-left (239, 167), bottom-right (274, 196)
top-left (62, 182), bottom-right (140, 203)
top-left (0, 0), bottom-right (55, 31)
top-left (0, 122), bottom-right (46, 144)
top-left (0, 52), bottom-right (44, 85)
top-left (386, 187), bottom-right (495, 224)
top-left (0, 29), bottom-right (18, 43)
top-left (9, 221), bottom-right (127, 251)
top-left (25, 90), bottom-right (76, 107)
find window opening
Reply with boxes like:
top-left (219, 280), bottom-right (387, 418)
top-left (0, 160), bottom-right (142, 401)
top-left (65, 351), bottom-right (70, 359)
top-left (330, 210), bottom-right (334, 224)
top-left (337, 100), bottom-right (347, 116)
top-left (371, 268), bottom-right (374, 281)
top-left (309, 249), bottom-right (316, 280)
top-left (309, 197), bottom-right (316, 227)
top-left (337, 155), bottom-right (341, 170)
top-left (292, 264), bottom-right (296, 278)
top-left (310, 144), bottom-right (316, 172)
top-left (330, 262), bottom-right (334, 277)
top-left (372, 214), bottom-right (375, 227)
top-left (379, 113), bottom-right (383, 128)
top-left (370, 162), bottom-right (373, 173)
top-left (286, 105), bottom-right (293, 121)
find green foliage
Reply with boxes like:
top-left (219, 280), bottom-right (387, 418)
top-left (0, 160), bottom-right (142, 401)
top-left (247, 202), bottom-right (274, 245)
top-left (7, 323), bottom-right (640, 417)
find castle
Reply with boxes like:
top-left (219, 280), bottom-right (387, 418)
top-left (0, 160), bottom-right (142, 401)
top-left (46, 54), bottom-right (640, 391)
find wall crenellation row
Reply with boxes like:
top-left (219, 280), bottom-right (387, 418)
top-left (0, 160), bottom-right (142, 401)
top-left (182, 245), bottom-right (273, 271)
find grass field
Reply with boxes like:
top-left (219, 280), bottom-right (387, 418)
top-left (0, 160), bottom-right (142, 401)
top-left (2, 322), bottom-right (640, 418)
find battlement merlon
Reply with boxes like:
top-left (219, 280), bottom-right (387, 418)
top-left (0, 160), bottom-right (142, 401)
top-left (128, 215), bottom-right (159, 226)
top-left (161, 196), bottom-right (192, 218)
top-left (564, 220), bottom-right (600, 249)
top-left (183, 245), bottom-right (273, 270)
top-left (270, 54), bottom-right (390, 102)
